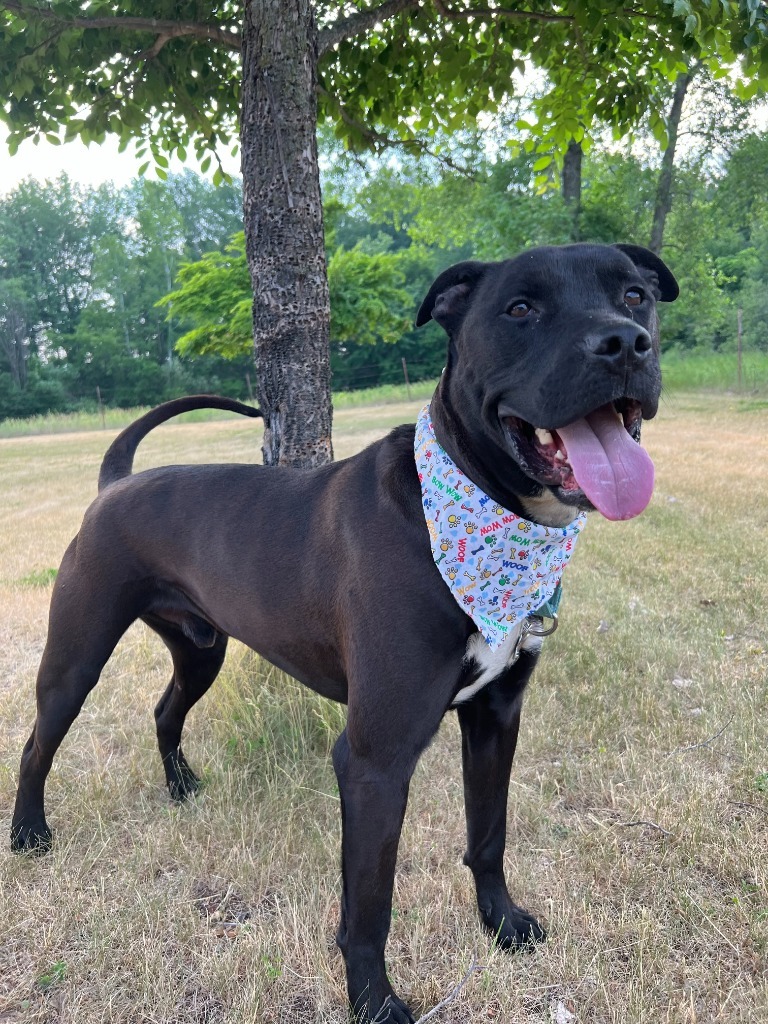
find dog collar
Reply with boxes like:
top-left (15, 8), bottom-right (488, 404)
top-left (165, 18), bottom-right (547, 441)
top-left (414, 403), bottom-right (587, 651)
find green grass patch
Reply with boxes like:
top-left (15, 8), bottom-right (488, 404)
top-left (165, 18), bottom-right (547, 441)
top-left (661, 348), bottom-right (768, 392)
top-left (333, 379), bottom-right (437, 408)
top-left (17, 568), bottom-right (58, 587)
top-left (36, 960), bottom-right (67, 990)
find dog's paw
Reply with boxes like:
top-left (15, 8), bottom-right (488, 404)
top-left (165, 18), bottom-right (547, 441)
top-left (349, 979), bottom-right (416, 1024)
top-left (351, 992), bottom-right (415, 1024)
top-left (10, 819), bottom-right (53, 855)
top-left (166, 748), bottom-right (202, 801)
top-left (478, 895), bottom-right (546, 950)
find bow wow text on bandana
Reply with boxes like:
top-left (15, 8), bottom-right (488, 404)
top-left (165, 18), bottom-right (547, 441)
top-left (414, 403), bottom-right (587, 651)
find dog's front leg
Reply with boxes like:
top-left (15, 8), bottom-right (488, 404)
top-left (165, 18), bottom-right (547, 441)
top-left (332, 728), bottom-right (417, 1024)
top-left (457, 659), bottom-right (546, 950)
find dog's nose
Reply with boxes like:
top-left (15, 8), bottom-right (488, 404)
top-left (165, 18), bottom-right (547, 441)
top-left (585, 324), bottom-right (652, 365)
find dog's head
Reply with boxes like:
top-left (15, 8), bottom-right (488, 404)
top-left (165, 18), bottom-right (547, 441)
top-left (417, 243), bottom-right (678, 522)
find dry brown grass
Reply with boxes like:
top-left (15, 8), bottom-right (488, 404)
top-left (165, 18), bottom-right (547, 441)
top-left (1, 393), bottom-right (766, 1023)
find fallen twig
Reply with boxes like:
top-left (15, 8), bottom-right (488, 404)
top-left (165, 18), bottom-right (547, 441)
top-left (613, 819), bottom-right (673, 837)
top-left (410, 956), bottom-right (486, 1024)
top-left (672, 716), bottom-right (733, 754)
top-left (728, 800), bottom-right (768, 814)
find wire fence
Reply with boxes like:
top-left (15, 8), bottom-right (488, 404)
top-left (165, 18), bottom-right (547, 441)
top-left (330, 358), bottom-right (441, 393)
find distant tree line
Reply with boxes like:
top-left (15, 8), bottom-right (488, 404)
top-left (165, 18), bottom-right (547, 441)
top-left (0, 171), bottom-right (250, 419)
top-left (2, 126), bottom-right (768, 421)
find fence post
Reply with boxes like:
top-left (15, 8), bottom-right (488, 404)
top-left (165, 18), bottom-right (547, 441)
top-left (737, 308), bottom-right (743, 391)
top-left (401, 357), bottom-right (411, 400)
top-left (96, 386), bottom-right (106, 428)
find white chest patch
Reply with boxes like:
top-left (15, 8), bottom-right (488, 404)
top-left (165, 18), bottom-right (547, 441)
top-left (451, 624), bottom-right (544, 706)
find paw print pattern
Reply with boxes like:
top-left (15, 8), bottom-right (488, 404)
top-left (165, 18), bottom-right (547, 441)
top-left (414, 403), bottom-right (586, 651)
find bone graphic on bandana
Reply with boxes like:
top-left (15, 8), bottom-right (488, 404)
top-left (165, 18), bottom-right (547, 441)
top-left (415, 404), bottom-right (586, 650)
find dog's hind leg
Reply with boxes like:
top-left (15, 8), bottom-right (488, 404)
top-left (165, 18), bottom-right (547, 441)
top-left (144, 615), bottom-right (228, 801)
top-left (11, 547), bottom-right (141, 853)
top-left (457, 661), bottom-right (546, 949)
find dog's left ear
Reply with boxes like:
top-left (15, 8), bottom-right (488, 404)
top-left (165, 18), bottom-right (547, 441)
top-left (416, 260), bottom-right (489, 329)
top-left (613, 243), bottom-right (679, 302)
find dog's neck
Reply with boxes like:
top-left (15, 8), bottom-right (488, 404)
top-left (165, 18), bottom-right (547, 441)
top-left (414, 404), bottom-right (586, 652)
top-left (519, 492), bottom-right (580, 529)
top-left (429, 384), bottom-right (580, 530)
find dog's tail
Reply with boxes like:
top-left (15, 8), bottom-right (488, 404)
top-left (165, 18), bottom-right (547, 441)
top-left (98, 395), bottom-right (262, 492)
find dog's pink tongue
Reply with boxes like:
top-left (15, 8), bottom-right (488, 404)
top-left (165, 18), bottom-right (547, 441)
top-left (555, 405), bottom-right (654, 521)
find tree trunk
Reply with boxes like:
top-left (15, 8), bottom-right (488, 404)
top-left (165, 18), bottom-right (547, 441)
top-left (241, 0), bottom-right (333, 467)
top-left (562, 139), bottom-right (582, 242)
top-left (649, 71), bottom-right (692, 255)
top-left (0, 306), bottom-right (28, 389)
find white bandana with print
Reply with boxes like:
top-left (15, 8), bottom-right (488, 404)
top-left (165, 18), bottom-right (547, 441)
top-left (414, 403), bottom-right (587, 651)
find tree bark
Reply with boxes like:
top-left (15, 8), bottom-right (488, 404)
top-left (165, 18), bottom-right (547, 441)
top-left (561, 139), bottom-right (582, 242)
top-left (241, 0), bottom-right (333, 468)
top-left (0, 308), bottom-right (28, 389)
top-left (649, 71), bottom-right (692, 255)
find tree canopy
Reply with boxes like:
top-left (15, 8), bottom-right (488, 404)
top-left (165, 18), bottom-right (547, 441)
top-left (3, 1), bottom-right (768, 172)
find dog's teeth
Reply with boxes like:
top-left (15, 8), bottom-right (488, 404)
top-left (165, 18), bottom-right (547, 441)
top-left (555, 450), bottom-right (566, 461)
top-left (534, 428), bottom-right (554, 446)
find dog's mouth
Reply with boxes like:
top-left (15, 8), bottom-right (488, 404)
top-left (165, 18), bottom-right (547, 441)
top-left (501, 399), bottom-right (654, 521)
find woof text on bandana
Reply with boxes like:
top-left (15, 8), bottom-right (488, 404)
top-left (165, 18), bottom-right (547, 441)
top-left (414, 403), bottom-right (587, 651)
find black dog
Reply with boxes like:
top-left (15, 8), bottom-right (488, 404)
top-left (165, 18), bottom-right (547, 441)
top-left (12, 243), bottom-right (677, 1023)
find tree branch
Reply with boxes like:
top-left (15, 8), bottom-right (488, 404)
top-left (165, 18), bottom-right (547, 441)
top-left (138, 33), bottom-right (172, 62)
top-left (432, 0), bottom-right (574, 24)
top-left (319, 0), bottom-right (420, 56)
top-left (0, 1), bottom-right (241, 51)
top-left (317, 82), bottom-right (475, 176)
top-left (319, 0), bottom-right (576, 56)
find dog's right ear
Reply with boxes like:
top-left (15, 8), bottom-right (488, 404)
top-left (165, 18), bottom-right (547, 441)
top-left (416, 261), bottom-right (489, 329)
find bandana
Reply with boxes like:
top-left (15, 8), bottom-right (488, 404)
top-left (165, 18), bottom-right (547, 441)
top-left (415, 403), bottom-right (587, 651)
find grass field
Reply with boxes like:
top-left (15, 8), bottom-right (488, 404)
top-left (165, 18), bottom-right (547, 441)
top-left (660, 350), bottom-right (768, 394)
top-left (0, 394), bottom-right (766, 1023)
top-left (1, 348), bottom-right (767, 440)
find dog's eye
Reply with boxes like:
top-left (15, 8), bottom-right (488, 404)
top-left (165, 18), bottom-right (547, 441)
top-left (625, 289), bottom-right (643, 307)
top-left (507, 301), bottom-right (532, 318)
